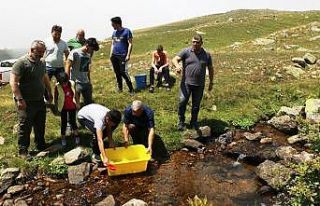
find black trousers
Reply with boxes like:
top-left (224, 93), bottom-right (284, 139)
top-left (61, 109), bottom-right (78, 135)
top-left (150, 65), bottom-right (170, 86)
top-left (17, 100), bottom-right (46, 152)
top-left (110, 55), bottom-right (133, 92)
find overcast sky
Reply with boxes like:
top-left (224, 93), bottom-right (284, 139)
top-left (1, 0), bottom-right (320, 49)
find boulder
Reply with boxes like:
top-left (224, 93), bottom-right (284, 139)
top-left (291, 57), bottom-right (306, 68)
top-left (181, 139), bottom-right (204, 150)
top-left (243, 132), bottom-right (263, 141)
top-left (182, 126), bottom-right (211, 140)
top-left (7, 185), bottom-right (25, 195)
top-left (276, 106), bottom-right (304, 118)
top-left (216, 131), bottom-right (233, 145)
top-left (292, 151), bottom-right (315, 163)
top-left (256, 160), bottom-right (292, 190)
top-left (0, 168), bottom-right (20, 194)
top-left (95, 195), bottom-right (115, 206)
top-left (267, 115), bottom-right (298, 134)
top-left (122, 199), bottom-right (148, 206)
top-left (275, 146), bottom-right (297, 161)
top-left (305, 99), bottom-right (320, 123)
top-left (260, 138), bottom-right (273, 144)
top-left (3, 199), bottom-right (14, 206)
top-left (67, 163), bottom-right (91, 184)
top-left (287, 134), bottom-right (307, 144)
top-left (1, 168), bottom-right (20, 179)
top-left (303, 53), bottom-right (317, 64)
top-left (64, 147), bottom-right (87, 165)
top-left (285, 66), bottom-right (305, 78)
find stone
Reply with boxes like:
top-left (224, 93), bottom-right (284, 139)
top-left (309, 35), bottom-right (320, 41)
top-left (15, 172), bottom-right (27, 185)
top-left (303, 53), bottom-right (317, 64)
top-left (36, 151), bottom-right (50, 158)
top-left (95, 195), bottom-right (115, 206)
top-left (1, 168), bottom-right (20, 179)
top-left (182, 126), bottom-right (212, 140)
top-left (3, 193), bottom-right (11, 199)
top-left (216, 131), bottom-right (233, 145)
top-left (7, 185), bottom-right (25, 195)
top-left (181, 139), bottom-right (204, 150)
top-left (64, 147), bottom-right (87, 165)
top-left (275, 146), bottom-right (297, 161)
top-left (285, 66), bottom-right (305, 78)
top-left (287, 134), bottom-right (307, 144)
top-left (292, 151), bottom-right (315, 163)
top-left (0, 136), bottom-right (4, 145)
top-left (291, 57), bottom-right (307, 68)
top-left (122, 198), bottom-right (148, 206)
top-left (253, 38), bottom-right (275, 46)
top-left (67, 162), bottom-right (91, 184)
top-left (267, 115), bottom-right (298, 134)
top-left (276, 106), bottom-right (304, 118)
top-left (305, 99), bottom-right (320, 123)
top-left (243, 132), bottom-right (263, 141)
top-left (14, 200), bottom-right (28, 206)
top-left (3, 199), bottom-right (14, 206)
top-left (256, 160), bottom-right (292, 190)
top-left (260, 138), bottom-right (273, 144)
top-left (0, 168), bottom-right (19, 194)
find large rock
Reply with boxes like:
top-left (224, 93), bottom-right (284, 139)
top-left (0, 136), bottom-right (4, 145)
top-left (243, 132), bottom-right (263, 141)
top-left (122, 199), bottom-right (148, 206)
top-left (64, 147), bottom-right (87, 165)
top-left (95, 195), bottom-right (115, 206)
top-left (276, 106), bottom-right (304, 118)
top-left (267, 115), bottom-right (298, 134)
top-left (0, 168), bottom-right (20, 194)
top-left (256, 160), bottom-right (292, 190)
top-left (292, 151), bottom-right (315, 163)
top-left (285, 66), bottom-right (305, 78)
top-left (275, 146), bottom-right (297, 161)
top-left (1, 168), bottom-right (20, 179)
top-left (305, 99), bottom-right (320, 123)
top-left (291, 57), bottom-right (307, 68)
top-left (303, 53), bottom-right (317, 64)
top-left (3, 199), bottom-right (14, 206)
top-left (181, 139), bottom-right (204, 150)
top-left (287, 134), bottom-right (307, 144)
top-left (7, 185), bottom-right (25, 195)
top-left (253, 38), bottom-right (275, 46)
top-left (309, 35), bottom-right (320, 41)
top-left (67, 162), bottom-right (91, 184)
top-left (182, 126), bottom-right (212, 140)
top-left (216, 131), bottom-right (233, 145)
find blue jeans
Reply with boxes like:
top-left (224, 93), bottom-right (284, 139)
top-left (178, 82), bottom-right (204, 124)
top-left (75, 82), bottom-right (93, 106)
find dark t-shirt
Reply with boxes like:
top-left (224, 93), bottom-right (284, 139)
top-left (112, 28), bottom-right (133, 57)
top-left (123, 105), bottom-right (154, 129)
top-left (11, 56), bottom-right (46, 101)
top-left (177, 47), bottom-right (213, 87)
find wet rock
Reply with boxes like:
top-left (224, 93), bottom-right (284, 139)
top-left (122, 198), bottom-right (148, 206)
top-left (253, 38), bottom-right (275, 46)
top-left (243, 132), bottom-right (263, 141)
top-left (256, 160), bottom-right (292, 190)
top-left (64, 147), bottom-right (87, 165)
top-left (285, 65), bottom-right (305, 78)
top-left (267, 115), bottom-right (298, 135)
top-left (292, 151), bottom-right (315, 163)
top-left (7, 185), bottom-right (25, 195)
top-left (276, 106), bottom-right (304, 118)
top-left (181, 139), bottom-right (204, 150)
top-left (67, 162), bottom-right (91, 184)
top-left (260, 138), bottom-right (273, 144)
top-left (287, 134), bottom-right (307, 144)
top-left (275, 146), bottom-right (297, 161)
top-left (216, 131), bottom-right (233, 145)
top-left (304, 53), bottom-right (317, 64)
top-left (3, 193), bottom-right (11, 199)
top-left (305, 99), bottom-right (320, 123)
top-left (0, 136), bottom-right (4, 145)
top-left (95, 195), bottom-right (115, 206)
top-left (3, 199), bottom-right (14, 206)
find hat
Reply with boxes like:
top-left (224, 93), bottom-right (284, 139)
top-left (132, 100), bottom-right (143, 111)
top-left (86, 38), bottom-right (99, 51)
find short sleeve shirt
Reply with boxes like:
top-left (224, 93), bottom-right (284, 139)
top-left (123, 105), bottom-right (154, 129)
top-left (45, 38), bottom-right (69, 68)
top-left (78, 104), bottom-right (110, 130)
top-left (68, 49), bottom-right (91, 83)
top-left (111, 28), bottom-right (133, 57)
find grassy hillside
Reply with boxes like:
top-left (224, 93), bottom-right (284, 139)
top-left (1, 9), bottom-right (320, 169)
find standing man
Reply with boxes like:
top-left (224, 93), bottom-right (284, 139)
top-left (67, 29), bottom-right (86, 51)
top-left (77, 104), bottom-right (122, 166)
top-left (65, 38), bottom-right (99, 106)
top-left (110, 16), bottom-right (134, 95)
top-left (149, 45), bottom-right (171, 93)
top-left (45, 25), bottom-right (69, 80)
top-left (10, 40), bottom-right (53, 157)
top-left (122, 100), bottom-right (169, 161)
top-left (172, 34), bottom-right (214, 131)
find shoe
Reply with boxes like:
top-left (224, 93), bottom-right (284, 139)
top-left (129, 90), bottom-right (135, 96)
top-left (36, 143), bottom-right (47, 151)
top-left (166, 87), bottom-right (170, 91)
top-left (190, 121), bottom-right (200, 130)
top-left (149, 86), bottom-right (154, 93)
top-left (18, 149), bottom-right (28, 158)
top-left (75, 136), bottom-right (80, 145)
top-left (91, 153), bottom-right (102, 164)
top-left (61, 137), bottom-right (67, 147)
top-left (163, 83), bottom-right (169, 87)
top-left (116, 88), bottom-right (123, 93)
top-left (177, 122), bottom-right (186, 131)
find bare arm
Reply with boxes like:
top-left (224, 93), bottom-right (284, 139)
top-left (109, 40), bottom-right (114, 58)
top-left (64, 49), bottom-right (69, 61)
top-left (122, 124), bottom-right (130, 144)
top-left (151, 52), bottom-right (158, 70)
top-left (43, 74), bottom-right (52, 103)
top-left (125, 38), bottom-right (133, 61)
top-left (172, 56), bottom-right (182, 74)
top-left (65, 59), bottom-right (72, 78)
top-left (147, 127), bottom-right (155, 154)
top-left (96, 128), bottom-right (109, 166)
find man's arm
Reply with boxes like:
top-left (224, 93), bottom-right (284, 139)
top-left (64, 48), bottom-right (70, 61)
top-left (125, 38), bottom-right (133, 62)
top-left (159, 52), bottom-right (169, 70)
top-left (109, 40), bottom-right (114, 59)
top-left (208, 55), bottom-right (214, 91)
top-left (96, 128), bottom-right (109, 166)
top-left (10, 73), bottom-right (26, 110)
top-left (122, 124), bottom-right (130, 147)
top-left (151, 52), bottom-right (158, 70)
top-left (65, 59), bottom-right (72, 78)
top-left (43, 74), bottom-right (52, 103)
top-left (146, 127), bottom-right (155, 154)
top-left (172, 56), bottom-right (182, 74)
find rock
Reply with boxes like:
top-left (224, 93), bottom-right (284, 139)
top-left (305, 99), bottom-right (320, 123)
top-left (14, 200), bottom-right (28, 206)
top-left (285, 65), bottom-right (305, 78)
top-left (15, 172), bottom-right (27, 185)
top-left (181, 139), bottom-right (204, 150)
top-left (67, 162), bottom-right (91, 184)
top-left (292, 151), bottom-right (315, 163)
top-left (291, 57), bottom-right (307, 68)
top-left (243, 132), bottom-right (263, 141)
top-left (64, 147), bottom-right (87, 165)
top-left (267, 115), bottom-right (298, 134)
top-left (216, 131), bottom-right (233, 145)
top-left (7, 185), bottom-right (25, 194)
top-left (276, 106), bottom-right (304, 118)
top-left (287, 134), bottom-right (307, 144)
top-left (182, 126), bottom-right (212, 140)
top-left (260, 138), bottom-right (273, 144)
top-left (95, 195), bottom-right (115, 206)
top-left (3, 199), bottom-right (14, 206)
top-left (304, 53), bottom-right (317, 64)
top-left (309, 35), bottom-right (320, 41)
top-left (122, 198), bottom-right (148, 206)
top-left (311, 26), bottom-right (320, 32)
top-left (3, 193), bottom-right (11, 199)
top-left (0, 136), bottom-right (4, 145)
top-left (256, 160), bottom-right (292, 190)
top-left (0, 168), bottom-right (20, 194)
top-left (36, 151), bottom-right (50, 158)
top-left (1, 168), bottom-right (20, 179)
top-left (275, 146), bottom-right (297, 161)
top-left (253, 38), bottom-right (275, 46)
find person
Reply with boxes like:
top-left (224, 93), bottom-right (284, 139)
top-left (45, 25), bottom-right (69, 80)
top-left (54, 72), bottom-right (80, 146)
top-left (109, 16), bottom-right (134, 95)
top-left (77, 104), bottom-right (121, 166)
top-left (149, 45), bottom-right (171, 93)
top-left (122, 100), bottom-right (169, 161)
top-left (10, 40), bottom-right (53, 157)
top-left (65, 38), bottom-right (99, 106)
top-left (172, 34), bottom-right (214, 131)
top-left (67, 29), bottom-right (86, 51)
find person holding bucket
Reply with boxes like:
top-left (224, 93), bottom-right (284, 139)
top-left (122, 100), bottom-right (169, 161)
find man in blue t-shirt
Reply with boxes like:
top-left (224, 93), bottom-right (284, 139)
top-left (109, 17), bottom-right (134, 95)
top-left (122, 100), bottom-right (169, 161)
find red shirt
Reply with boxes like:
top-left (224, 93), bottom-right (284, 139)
top-left (62, 83), bottom-right (76, 110)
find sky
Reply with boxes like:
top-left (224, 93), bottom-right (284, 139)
top-left (1, 0), bottom-right (320, 49)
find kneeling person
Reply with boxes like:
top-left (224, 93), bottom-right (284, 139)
top-left (77, 104), bottom-right (121, 166)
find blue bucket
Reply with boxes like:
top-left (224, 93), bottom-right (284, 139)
top-left (135, 74), bottom-right (147, 90)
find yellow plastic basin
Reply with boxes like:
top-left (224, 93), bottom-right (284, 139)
top-left (102, 144), bottom-right (151, 176)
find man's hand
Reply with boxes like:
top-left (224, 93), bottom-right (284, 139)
top-left (146, 146), bottom-right (152, 155)
top-left (208, 83), bottom-right (213, 91)
top-left (175, 67), bottom-right (182, 75)
top-left (102, 157), bottom-right (109, 167)
top-left (125, 56), bottom-right (130, 62)
top-left (17, 99), bottom-right (27, 110)
top-left (124, 141), bottom-right (129, 148)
